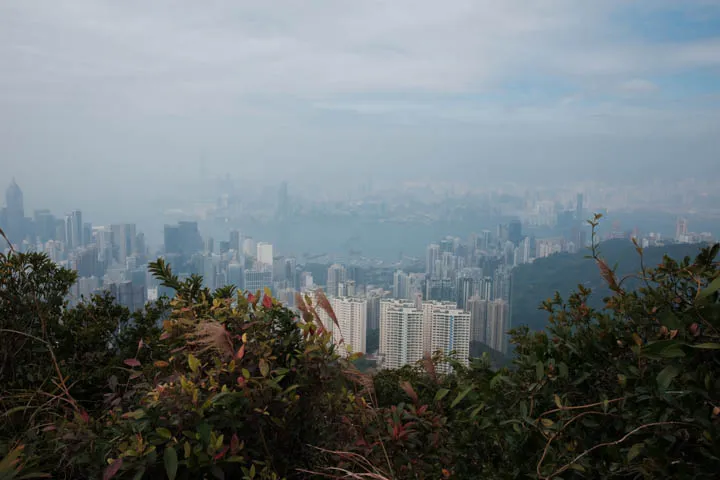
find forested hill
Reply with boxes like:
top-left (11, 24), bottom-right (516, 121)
top-left (511, 239), bottom-right (711, 332)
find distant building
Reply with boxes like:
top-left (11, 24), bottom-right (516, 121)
top-left (456, 276), bottom-right (474, 310)
top-left (327, 264), bottom-right (346, 297)
top-left (244, 270), bottom-right (272, 294)
top-left (256, 242), bottom-right (273, 270)
top-left (164, 221), bottom-right (202, 256)
top-left (467, 296), bottom-right (488, 344)
top-left (392, 270), bottom-right (411, 299)
top-left (4, 179), bottom-right (25, 244)
top-left (379, 299), bottom-right (424, 370)
top-left (65, 210), bottom-right (83, 250)
top-left (430, 307), bottom-right (471, 373)
top-left (108, 280), bottom-right (147, 312)
top-left (426, 243), bottom-right (440, 277)
top-left (330, 297), bottom-right (367, 357)
top-left (111, 223), bottom-right (137, 264)
top-left (508, 219), bottom-right (523, 246)
top-left (487, 299), bottom-right (510, 354)
top-left (422, 300), bottom-right (457, 355)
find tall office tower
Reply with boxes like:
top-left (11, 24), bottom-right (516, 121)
top-left (393, 270), bottom-right (411, 299)
top-left (229, 230), bottom-right (241, 254)
top-left (4, 179), bottom-right (25, 244)
top-left (487, 299), bottom-right (510, 354)
top-left (64, 210), bottom-right (83, 250)
top-left (94, 227), bottom-right (113, 263)
top-left (421, 300), bottom-right (458, 354)
top-left (284, 257), bottom-right (297, 289)
top-left (480, 276), bottom-right (493, 301)
top-left (204, 237), bottom-right (215, 255)
top-left (228, 262), bottom-right (244, 290)
top-left (111, 224), bottom-right (137, 264)
top-left (676, 217), bottom-right (688, 241)
top-left (327, 263), bottom-right (346, 297)
top-left (493, 267), bottom-right (512, 302)
top-left (164, 222), bottom-right (202, 256)
top-left (244, 270), bottom-right (273, 294)
top-left (33, 209), bottom-right (56, 244)
top-left (242, 237), bottom-right (256, 258)
top-left (366, 292), bottom-right (382, 330)
top-left (426, 243), bottom-right (440, 277)
top-left (430, 307), bottom-right (471, 373)
top-left (467, 295), bottom-right (488, 343)
top-left (379, 300), bottom-right (424, 370)
top-left (481, 230), bottom-right (492, 251)
top-left (256, 242), bottom-right (273, 270)
top-left (331, 297), bottom-right (367, 356)
top-left (576, 193), bottom-right (584, 221)
top-left (135, 232), bottom-right (146, 262)
top-left (508, 219), bottom-right (523, 246)
top-left (108, 280), bottom-right (147, 312)
top-left (456, 276), bottom-right (474, 310)
top-left (276, 181), bottom-right (290, 220)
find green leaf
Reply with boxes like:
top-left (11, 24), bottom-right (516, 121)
top-left (558, 362), bottom-right (568, 379)
top-left (535, 361), bottom-right (544, 381)
top-left (164, 447), bottom-right (178, 480)
top-left (156, 428), bottom-right (172, 440)
top-left (259, 359), bottom-right (270, 377)
top-left (627, 442), bottom-right (644, 462)
top-left (433, 388), bottom-right (450, 403)
top-left (249, 463), bottom-right (256, 479)
top-left (657, 365), bottom-right (680, 390)
top-left (698, 276), bottom-right (720, 299)
top-left (242, 368), bottom-right (251, 380)
top-left (188, 354), bottom-right (200, 374)
top-left (691, 343), bottom-right (720, 350)
top-left (554, 394), bottom-right (562, 409)
top-left (450, 386), bottom-right (473, 408)
top-left (541, 418), bottom-right (554, 428)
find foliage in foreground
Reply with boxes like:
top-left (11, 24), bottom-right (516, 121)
top-left (1, 221), bottom-right (720, 479)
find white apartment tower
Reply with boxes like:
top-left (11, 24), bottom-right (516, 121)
top-left (430, 307), bottom-right (471, 374)
top-left (380, 300), bottom-right (424, 370)
top-left (332, 297), bottom-right (367, 356)
top-left (327, 264), bottom-right (347, 297)
top-left (421, 301), bottom-right (457, 355)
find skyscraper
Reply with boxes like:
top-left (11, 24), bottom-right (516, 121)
top-left (426, 243), bottom-right (440, 277)
top-left (327, 264), bottom-right (346, 297)
top-left (430, 307), bottom-right (471, 373)
top-left (393, 270), bottom-right (411, 299)
top-left (329, 297), bottom-right (367, 356)
top-left (422, 300), bottom-right (457, 354)
top-left (256, 242), bottom-right (273, 270)
top-left (4, 179), bottom-right (24, 244)
top-left (65, 210), bottom-right (83, 250)
top-left (456, 276), bottom-right (474, 310)
top-left (111, 223), bottom-right (136, 264)
top-left (380, 299), bottom-right (424, 370)
top-left (508, 219), bottom-right (523, 246)
top-left (487, 299), bottom-right (510, 354)
top-left (467, 295), bottom-right (488, 344)
top-left (676, 218), bottom-right (688, 241)
top-left (244, 270), bottom-right (273, 294)
top-left (229, 230), bottom-right (241, 253)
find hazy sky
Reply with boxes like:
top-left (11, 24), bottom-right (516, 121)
top-left (1, 0), bottom-right (719, 220)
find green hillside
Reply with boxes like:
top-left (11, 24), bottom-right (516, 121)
top-left (511, 239), bottom-right (711, 332)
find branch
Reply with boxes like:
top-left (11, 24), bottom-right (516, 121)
top-left (541, 421), bottom-right (691, 480)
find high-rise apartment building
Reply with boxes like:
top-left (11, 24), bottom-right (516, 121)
top-left (487, 299), bottom-right (510, 354)
top-left (426, 243), bottom-right (440, 277)
top-left (393, 270), bottom-right (411, 299)
top-left (327, 264), bottom-right (346, 297)
top-left (379, 299), bottom-right (424, 370)
top-left (456, 276), bottom-right (474, 310)
top-left (366, 291), bottom-right (382, 331)
top-left (430, 307), bottom-right (471, 373)
top-left (422, 300), bottom-right (457, 355)
top-left (467, 295), bottom-right (488, 343)
top-left (65, 210), bottom-right (83, 250)
top-left (330, 297), bottom-right (367, 357)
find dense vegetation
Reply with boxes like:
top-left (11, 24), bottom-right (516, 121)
top-left (511, 239), bottom-right (706, 332)
top-left (2, 218), bottom-right (720, 479)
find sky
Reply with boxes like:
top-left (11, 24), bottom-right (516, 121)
top-left (1, 0), bottom-right (719, 221)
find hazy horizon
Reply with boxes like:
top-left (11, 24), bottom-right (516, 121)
top-left (2, 0), bottom-right (720, 219)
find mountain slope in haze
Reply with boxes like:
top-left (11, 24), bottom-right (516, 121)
top-left (511, 239), bottom-right (712, 332)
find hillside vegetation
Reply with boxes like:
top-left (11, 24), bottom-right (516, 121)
top-left (2, 220), bottom-right (720, 479)
top-left (512, 239), bottom-right (708, 332)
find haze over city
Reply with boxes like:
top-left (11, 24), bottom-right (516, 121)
top-left (2, 0), bottom-right (720, 227)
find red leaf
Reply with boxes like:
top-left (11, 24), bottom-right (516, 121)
top-left (235, 344), bottom-right (245, 360)
top-left (247, 293), bottom-right (257, 304)
top-left (123, 358), bottom-right (141, 368)
top-left (262, 294), bottom-right (273, 309)
top-left (213, 445), bottom-right (229, 461)
top-left (103, 458), bottom-right (123, 480)
top-left (230, 433), bottom-right (240, 454)
top-left (79, 409), bottom-right (90, 423)
top-left (237, 376), bottom-right (246, 387)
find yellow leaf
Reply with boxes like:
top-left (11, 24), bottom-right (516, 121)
top-left (188, 354), bottom-right (200, 373)
top-left (632, 333), bottom-right (643, 346)
top-left (242, 333), bottom-right (248, 344)
top-left (553, 394), bottom-right (562, 409)
top-left (259, 359), bottom-right (270, 377)
top-left (541, 418), bottom-right (554, 428)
